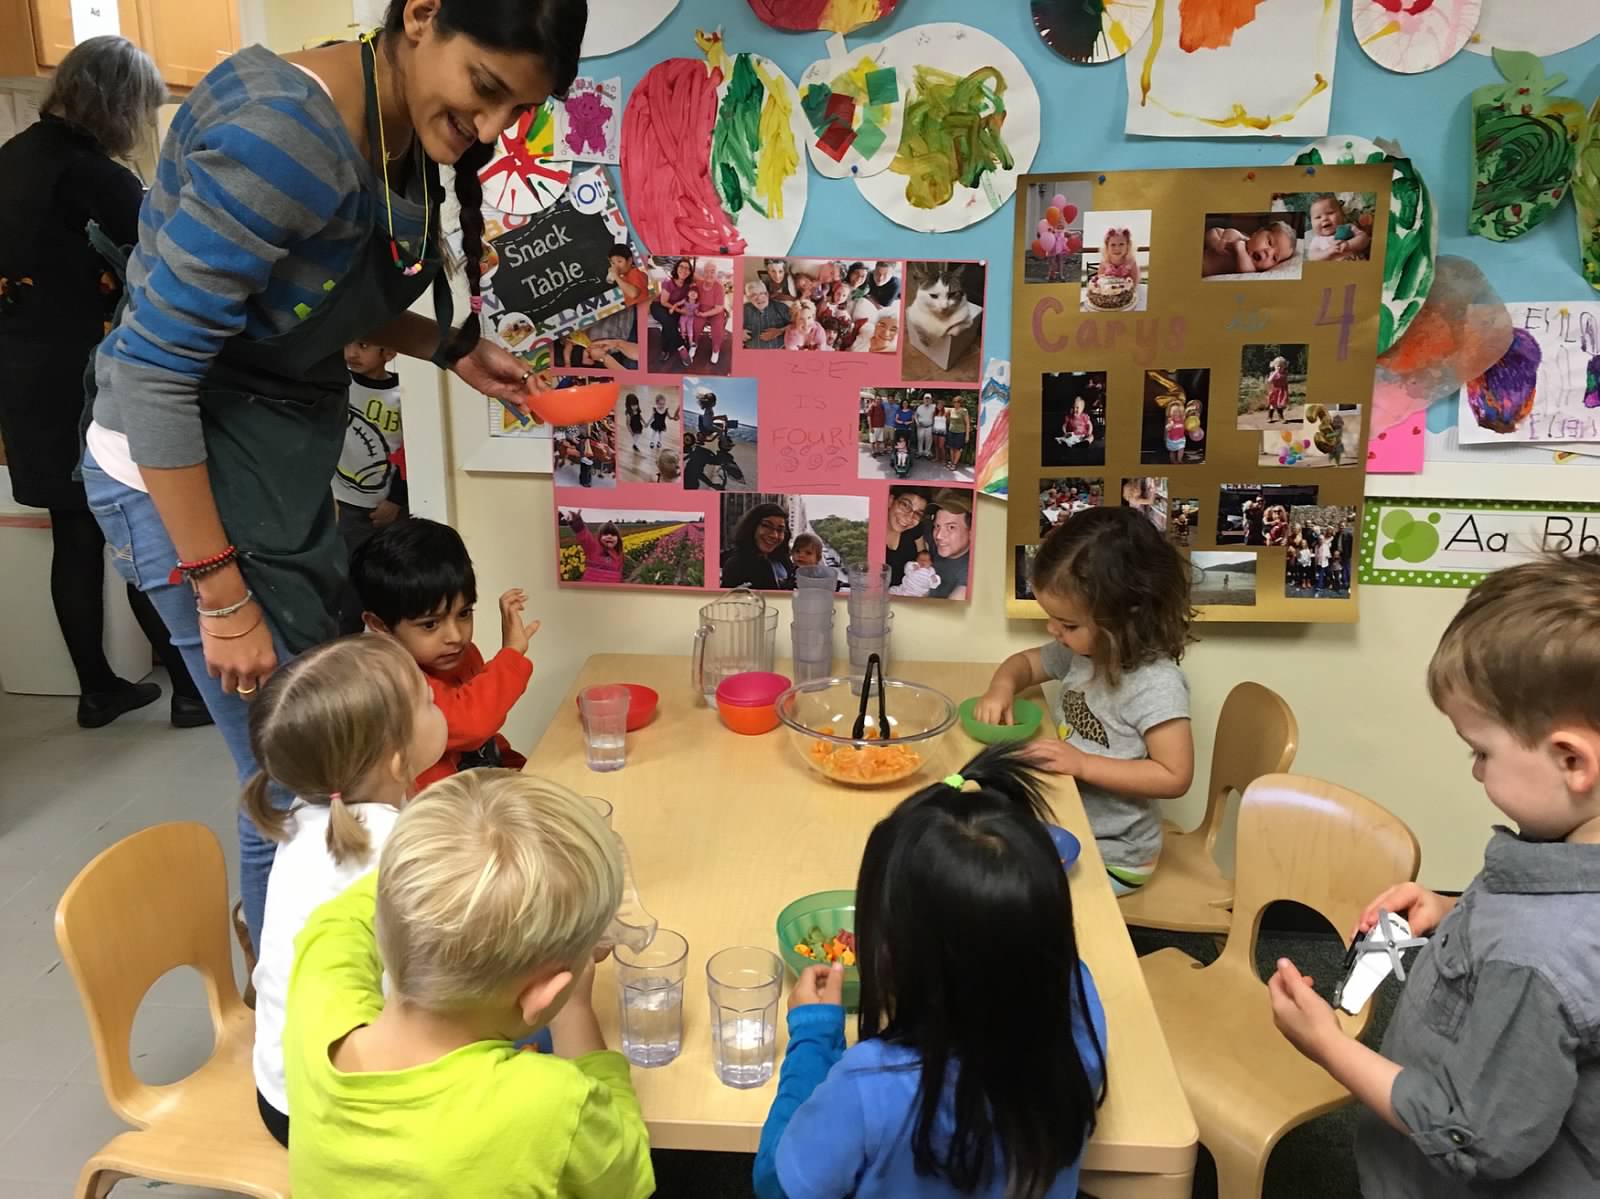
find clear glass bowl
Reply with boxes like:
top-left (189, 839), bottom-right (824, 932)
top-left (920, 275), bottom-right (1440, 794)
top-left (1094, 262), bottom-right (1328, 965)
top-left (775, 676), bottom-right (958, 788)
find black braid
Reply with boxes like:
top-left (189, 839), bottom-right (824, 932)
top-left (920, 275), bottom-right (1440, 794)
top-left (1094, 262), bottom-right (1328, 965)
top-left (440, 140), bottom-right (493, 364)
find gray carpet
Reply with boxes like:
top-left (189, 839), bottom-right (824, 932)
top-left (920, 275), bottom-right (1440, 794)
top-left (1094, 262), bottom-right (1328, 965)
top-left (647, 913), bottom-right (1395, 1199)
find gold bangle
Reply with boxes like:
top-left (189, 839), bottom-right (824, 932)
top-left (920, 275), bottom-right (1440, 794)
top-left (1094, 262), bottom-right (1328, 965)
top-left (200, 616), bottom-right (263, 641)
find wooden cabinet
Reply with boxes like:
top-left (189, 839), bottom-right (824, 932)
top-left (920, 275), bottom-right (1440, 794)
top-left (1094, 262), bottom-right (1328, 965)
top-left (1, 0), bottom-right (238, 88)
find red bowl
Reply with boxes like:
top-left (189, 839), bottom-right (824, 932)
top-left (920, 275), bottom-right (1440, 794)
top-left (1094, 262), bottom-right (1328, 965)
top-left (575, 683), bottom-right (658, 732)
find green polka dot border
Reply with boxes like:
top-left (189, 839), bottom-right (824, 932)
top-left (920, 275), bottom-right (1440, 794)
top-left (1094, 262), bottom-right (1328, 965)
top-left (1359, 497), bottom-right (1600, 589)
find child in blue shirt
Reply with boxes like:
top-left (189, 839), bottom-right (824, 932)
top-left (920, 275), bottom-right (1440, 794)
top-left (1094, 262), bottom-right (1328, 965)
top-left (754, 745), bottom-right (1107, 1199)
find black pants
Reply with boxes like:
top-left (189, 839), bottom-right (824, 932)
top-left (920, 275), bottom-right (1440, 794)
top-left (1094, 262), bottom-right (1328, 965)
top-left (257, 1089), bottom-right (290, 1148)
top-left (49, 506), bottom-right (199, 699)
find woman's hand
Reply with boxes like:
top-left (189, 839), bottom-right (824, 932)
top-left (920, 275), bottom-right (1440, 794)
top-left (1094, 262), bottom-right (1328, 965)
top-left (788, 962), bottom-right (845, 1011)
top-left (451, 341), bottom-right (551, 410)
top-left (199, 594), bottom-right (277, 697)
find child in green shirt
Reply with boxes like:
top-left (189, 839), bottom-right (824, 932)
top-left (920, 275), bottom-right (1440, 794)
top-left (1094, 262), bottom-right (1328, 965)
top-left (283, 769), bottom-right (655, 1197)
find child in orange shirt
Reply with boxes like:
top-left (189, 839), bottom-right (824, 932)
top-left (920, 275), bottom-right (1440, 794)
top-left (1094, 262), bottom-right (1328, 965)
top-left (351, 518), bottom-right (540, 787)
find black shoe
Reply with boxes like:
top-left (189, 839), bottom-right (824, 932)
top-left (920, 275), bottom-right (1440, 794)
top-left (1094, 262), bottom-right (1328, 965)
top-left (171, 694), bottom-right (215, 728)
top-left (77, 680), bottom-right (162, 729)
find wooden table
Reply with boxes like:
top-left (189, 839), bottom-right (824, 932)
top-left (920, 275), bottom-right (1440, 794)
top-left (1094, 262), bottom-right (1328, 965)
top-left (529, 655), bottom-right (1197, 1197)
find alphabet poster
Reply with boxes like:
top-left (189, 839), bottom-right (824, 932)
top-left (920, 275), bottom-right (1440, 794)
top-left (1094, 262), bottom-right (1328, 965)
top-left (1360, 496), bottom-right (1600, 587)
top-left (1007, 165), bottom-right (1390, 624)
top-left (549, 255), bottom-right (985, 602)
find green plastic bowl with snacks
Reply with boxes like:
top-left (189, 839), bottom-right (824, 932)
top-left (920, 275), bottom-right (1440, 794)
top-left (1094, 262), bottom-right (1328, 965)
top-left (776, 889), bottom-right (860, 1009)
top-left (958, 696), bottom-right (1044, 744)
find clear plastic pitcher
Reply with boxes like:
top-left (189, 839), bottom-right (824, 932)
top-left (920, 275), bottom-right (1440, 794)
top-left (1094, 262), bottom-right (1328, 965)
top-left (691, 588), bottom-right (778, 702)
top-left (585, 795), bottom-right (659, 953)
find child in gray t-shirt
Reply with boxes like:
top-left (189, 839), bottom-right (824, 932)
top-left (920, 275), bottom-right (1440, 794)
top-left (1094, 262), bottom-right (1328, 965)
top-left (976, 507), bottom-right (1195, 893)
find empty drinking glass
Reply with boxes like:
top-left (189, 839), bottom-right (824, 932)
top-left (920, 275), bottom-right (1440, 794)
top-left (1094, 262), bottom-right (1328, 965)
top-left (579, 686), bottom-right (630, 772)
top-left (616, 929), bottom-right (689, 1068)
top-left (847, 564), bottom-right (891, 595)
top-left (795, 565), bottom-right (837, 590)
top-left (847, 610), bottom-right (894, 638)
top-left (706, 946), bottom-right (782, 1088)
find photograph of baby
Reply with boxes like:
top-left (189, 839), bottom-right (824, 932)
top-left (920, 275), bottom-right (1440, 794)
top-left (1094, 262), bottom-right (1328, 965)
top-left (741, 258), bottom-right (902, 354)
top-left (1275, 192), bottom-right (1376, 264)
top-left (1259, 403), bottom-right (1362, 468)
top-left (1170, 497), bottom-right (1200, 548)
top-left (550, 305), bottom-right (639, 373)
top-left (646, 256), bottom-right (734, 375)
top-left (553, 416), bottom-right (616, 490)
top-left (878, 486), bottom-right (976, 600)
top-left (681, 376), bottom-right (757, 493)
top-left (1041, 371), bottom-right (1108, 467)
top-left (1081, 210), bottom-right (1152, 312)
top-left (615, 385), bottom-right (683, 484)
top-left (1038, 478), bottom-right (1103, 537)
top-left (718, 492), bottom-right (870, 592)
top-left (1023, 180), bottom-right (1092, 284)
top-left (1236, 344), bottom-right (1310, 430)
top-left (857, 387), bottom-right (978, 484)
top-left (1284, 505), bottom-right (1358, 599)
top-left (1189, 551), bottom-right (1256, 607)
top-left (557, 508), bottom-right (706, 588)
top-left (902, 261), bottom-right (985, 384)
top-left (1140, 369), bottom-right (1210, 466)
top-left (1216, 483), bottom-right (1320, 547)
top-left (1121, 475), bottom-right (1169, 534)
top-left (1201, 211), bottom-right (1307, 281)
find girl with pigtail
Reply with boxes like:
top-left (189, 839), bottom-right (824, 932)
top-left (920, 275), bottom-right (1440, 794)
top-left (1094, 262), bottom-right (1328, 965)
top-left (77, 0), bottom-right (587, 957)
top-left (243, 633), bottom-right (447, 1147)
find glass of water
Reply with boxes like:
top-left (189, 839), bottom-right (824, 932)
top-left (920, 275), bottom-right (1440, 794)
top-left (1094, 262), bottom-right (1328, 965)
top-left (615, 929), bottom-right (688, 1068)
top-left (579, 685), bottom-right (630, 772)
top-left (706, 946), bottom-right (782, 1089)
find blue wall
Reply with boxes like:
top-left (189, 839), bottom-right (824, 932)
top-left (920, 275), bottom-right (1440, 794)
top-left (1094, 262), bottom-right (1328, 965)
top-left (599, 1), bottom-right (1600, 365)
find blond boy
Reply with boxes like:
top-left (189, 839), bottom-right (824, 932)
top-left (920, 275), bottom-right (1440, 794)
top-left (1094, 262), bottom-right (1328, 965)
top-left (284, 770), bottom-right (654, 1197)
top-left (1271, 556), bottom-right (1600, 1197)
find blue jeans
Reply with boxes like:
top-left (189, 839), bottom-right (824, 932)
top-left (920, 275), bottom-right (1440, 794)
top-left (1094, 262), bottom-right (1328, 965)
top-left (81, 451), bottom-right (292, 954)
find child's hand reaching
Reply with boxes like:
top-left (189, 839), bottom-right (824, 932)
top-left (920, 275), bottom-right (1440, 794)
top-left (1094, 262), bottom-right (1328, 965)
top-left (788, 961), bottom-right (845, 1011)
top-left (1268, 958), bottom-right (1341, 1065)
top-left (972, 684), bottom-right (1015, 725)
top-left (499, 589), bottom-right (541, 657)
top-left (1022, 738), bottom-right (1086, 777)
top-left (1356, 883), bottom-right (1455, 940)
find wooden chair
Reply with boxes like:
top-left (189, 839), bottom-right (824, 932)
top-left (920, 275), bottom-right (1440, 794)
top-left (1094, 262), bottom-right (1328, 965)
top-left (1119, 681), bottom-right (1299, 935)
top-left (54, 822), bottom-right (289, 1199)
top-left (1139, 774), bottom-right (1420, 1199)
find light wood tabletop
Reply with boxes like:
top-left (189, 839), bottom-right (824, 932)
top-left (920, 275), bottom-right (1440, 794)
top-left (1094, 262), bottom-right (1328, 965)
top-left (527, 654), bottom-right (1197, 1195)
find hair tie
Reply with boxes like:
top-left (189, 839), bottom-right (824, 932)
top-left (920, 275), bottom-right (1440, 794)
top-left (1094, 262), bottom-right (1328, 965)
top-left (329, 791), bottom-right (343, 803)
top-left (943, 774), bottom-right (982, 794)
top-left (469, 295), bottom-right (483, 314)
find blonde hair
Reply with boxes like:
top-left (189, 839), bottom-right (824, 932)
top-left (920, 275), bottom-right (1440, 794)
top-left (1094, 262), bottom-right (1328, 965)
top-left (241, 635), bottom-right (423, 866)
top-left (376, 770), bottom-right (623, 1010)
top-left (657, 447), bottom-right (681, 481)
top-left (1427, 554), bottom-right (1600, 744)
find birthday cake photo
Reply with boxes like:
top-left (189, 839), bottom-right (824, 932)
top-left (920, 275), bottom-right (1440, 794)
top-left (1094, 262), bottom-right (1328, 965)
top-left (1085, 271), bottom-right (1136, 311)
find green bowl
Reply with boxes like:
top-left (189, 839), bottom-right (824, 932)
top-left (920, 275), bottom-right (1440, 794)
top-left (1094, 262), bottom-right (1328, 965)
top-left (776, 888), bottom-right (859, 1009)
top-left (959, 696), bottom-right (1044, 744)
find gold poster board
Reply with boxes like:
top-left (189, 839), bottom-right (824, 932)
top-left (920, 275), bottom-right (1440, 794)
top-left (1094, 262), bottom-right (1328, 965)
top-left (1007, 165), bottom-right (1390, 623)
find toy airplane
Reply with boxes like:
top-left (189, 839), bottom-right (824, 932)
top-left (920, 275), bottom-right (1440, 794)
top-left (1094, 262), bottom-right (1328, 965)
top-left (1333, 909), bottom-right (1428, 1015)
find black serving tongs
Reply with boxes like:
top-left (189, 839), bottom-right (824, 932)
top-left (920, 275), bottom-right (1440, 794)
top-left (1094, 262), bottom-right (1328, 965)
top-left (851, 653), bottom-right (889, 741)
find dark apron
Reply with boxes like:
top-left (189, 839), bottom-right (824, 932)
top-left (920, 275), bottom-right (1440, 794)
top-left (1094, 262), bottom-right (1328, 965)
top-left (195, 40), bottom-right (452, 654)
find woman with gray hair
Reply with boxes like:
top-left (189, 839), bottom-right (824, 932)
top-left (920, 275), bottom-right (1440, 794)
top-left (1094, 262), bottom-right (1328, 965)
top-left (0, 36), bottom-right (204, 729)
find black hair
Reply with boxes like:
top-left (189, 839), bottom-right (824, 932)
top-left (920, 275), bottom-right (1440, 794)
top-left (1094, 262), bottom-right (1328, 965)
top-left (608, 243), bottom-right (632, 260)
top-left (856, 745), bottom-right (1106, 1198)
top-left (381, 0), bottom-right (586, 366)
top-left (731, 503), bottom-right (791, 561)
top-left (350, 516), bottom-right (478, 628)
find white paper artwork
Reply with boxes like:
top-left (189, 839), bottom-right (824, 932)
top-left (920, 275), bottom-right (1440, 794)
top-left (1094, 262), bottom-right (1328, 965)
top-left (1456, 303), bottom-right (1600, 447)
top-left (1353, 0), bottom-right (1480, 74)
top-left (1465, 0), bottom-right (1600, 58)
top-left (581, 0), bottom-right (680, 59)
top-left (798, 39), bottom-right (906, 181)
top-left (554, 77), bottom-right (623, 164)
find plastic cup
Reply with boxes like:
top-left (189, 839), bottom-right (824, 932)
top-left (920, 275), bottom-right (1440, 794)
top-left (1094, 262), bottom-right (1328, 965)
top-left (579, 685), bottom-right (630, 772)
top-left (847, 634), bottom-right (890, 674)
top-left (847, 611), bottom-right (894, 638)
top-left (795, 566), bottom-right (837, 590)
top-left (706, 946), bottom-right (782, 1088)
top-left (847, 564), bottom-right (891, 595)
top-left (792, 626), bottom-right (831, 655)
top-left (616, 929), bottom-right (689, 1068)
top-left (793, 588), bottom-right (835, 612)
top-left (847, 594), bottom-right (891, 622)
top-left (793, 657), bottom-right (832, 682)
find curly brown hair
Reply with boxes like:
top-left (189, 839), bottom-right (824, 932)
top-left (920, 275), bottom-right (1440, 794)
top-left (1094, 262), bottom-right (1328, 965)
top-left (1029, 506), bottom-right (1194, 686)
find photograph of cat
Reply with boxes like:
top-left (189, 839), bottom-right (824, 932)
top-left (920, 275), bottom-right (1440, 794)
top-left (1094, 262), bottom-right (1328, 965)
top-left (901, 261), bottom-right (985, 384)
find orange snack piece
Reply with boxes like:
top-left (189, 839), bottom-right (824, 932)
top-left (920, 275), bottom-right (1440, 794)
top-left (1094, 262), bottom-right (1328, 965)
top-left (808, 725), bottom-right (923, 784)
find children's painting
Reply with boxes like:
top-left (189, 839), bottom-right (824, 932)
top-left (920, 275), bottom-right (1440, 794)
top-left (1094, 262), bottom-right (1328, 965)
top-left (1352, 0), bottom-right (1479, 74)
top-left (1465, 0), bottom-right (1600, 58)
top-left (1170, 496), bottom-right (1200, 547)
top-left (748, 0), bottom-right (899, 34)
top-left (1284, 505), bottom-right (1358, 598)
top-left (1038, 478), bottom-right (1104, 537)
top-left (858, 388), bottom-right (979, 484)
top-left (1140, 369), bottom-right (1209, 466)
top-left (975, 358), bottom-right (1012, 498)
top-left (553, 417), bottom-right (617, 490)
top-left (1124, 0), bottom-right (1340, 138)
top-left (1216, 483), bottom-right (1321, 547)
top-left (741, 258), bottom-right (902, 355)
top-left (1201, 211), bottom-right (1306, 281)
top-left (479, 102), bottom-right (569, 215)
top-left (1120, 475), bottom-right (1168, 534)
top-left (1188, 551), bottom-right (1256, 606)
top-left (682, 376), bottom-right (758, 493)
top-left (1261, 404), bottom-right (1362, 468)
top-left (553, 77), bottom-right (623, 164)
top-left (645, 257), bottom-right (734, 375)
top-left (855, 23), bottom-right (1041, 234)
top-left (580, 0), bottom-right (678, 58)
top-left (1275, 192), bottom-right (1376, 264)
top-left (1469, 49), bottom-right (1583, 242)
top-left (1041, 372), bottom-right (1108, 467)
top-left (621, 36), bottom-right (809, 256)
top-left (557, 509), bottom-right (706, 589)
top-left (901, 261), bottom-right (985, 383)
top-left (1456, 303), bottom-right (1600, 445)
top-left (1081, 210), bottom-right (1151, 311)
top-left (719, 492), bottom-right (871, 592)
top-left (797, 39), bottom-right (906, 179)
top-left (1022, 181), bottom-right (1092, 284)
top-left (1237, 344), bottom-right (1311, 429)
top-left (616, 385), bottom-right (683, 484)
top-left (1031, 0), bottom-right (1156, 64)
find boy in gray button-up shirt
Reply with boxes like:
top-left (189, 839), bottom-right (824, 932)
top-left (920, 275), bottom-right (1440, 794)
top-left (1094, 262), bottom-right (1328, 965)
top-left (1270, 556), bottom-right (1600, 1197)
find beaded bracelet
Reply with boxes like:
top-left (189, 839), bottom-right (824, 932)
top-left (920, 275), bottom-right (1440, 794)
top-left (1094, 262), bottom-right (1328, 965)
top-left (196, 589), bottom-right (254, 620)
top-left (168, 545), bottom-right (237, 585)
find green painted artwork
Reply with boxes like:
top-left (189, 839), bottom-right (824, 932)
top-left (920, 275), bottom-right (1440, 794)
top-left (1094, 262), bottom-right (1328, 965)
top-left (1575, 95), bottom-right (1600, 293)
top-left (1468, 48), bottom-right (1584, 243)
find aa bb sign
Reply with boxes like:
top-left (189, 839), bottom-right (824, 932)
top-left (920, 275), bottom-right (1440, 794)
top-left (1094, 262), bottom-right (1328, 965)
top-left (1359, 497), bottom-right (1600, 589)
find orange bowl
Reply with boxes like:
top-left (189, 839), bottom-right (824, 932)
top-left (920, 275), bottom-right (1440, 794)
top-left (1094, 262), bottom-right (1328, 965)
top-left (526, 379), bottom-right (619, 426)
top-left (574, 683), bottom-right (658, 732)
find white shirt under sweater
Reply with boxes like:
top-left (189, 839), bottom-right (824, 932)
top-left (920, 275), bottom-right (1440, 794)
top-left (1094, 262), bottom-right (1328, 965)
top-left (251, 801), bottom-right (400, 1116)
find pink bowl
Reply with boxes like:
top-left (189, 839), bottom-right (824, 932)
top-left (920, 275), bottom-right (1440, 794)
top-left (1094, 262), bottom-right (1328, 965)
top-left (716, 672), bottom-right (792, 708)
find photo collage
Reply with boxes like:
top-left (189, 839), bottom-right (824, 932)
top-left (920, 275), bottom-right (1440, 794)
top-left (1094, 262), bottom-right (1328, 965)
top-left (1009, 165), bottom-right (1388, 619)
top-left (547, 253), bottom-right (985, 599)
